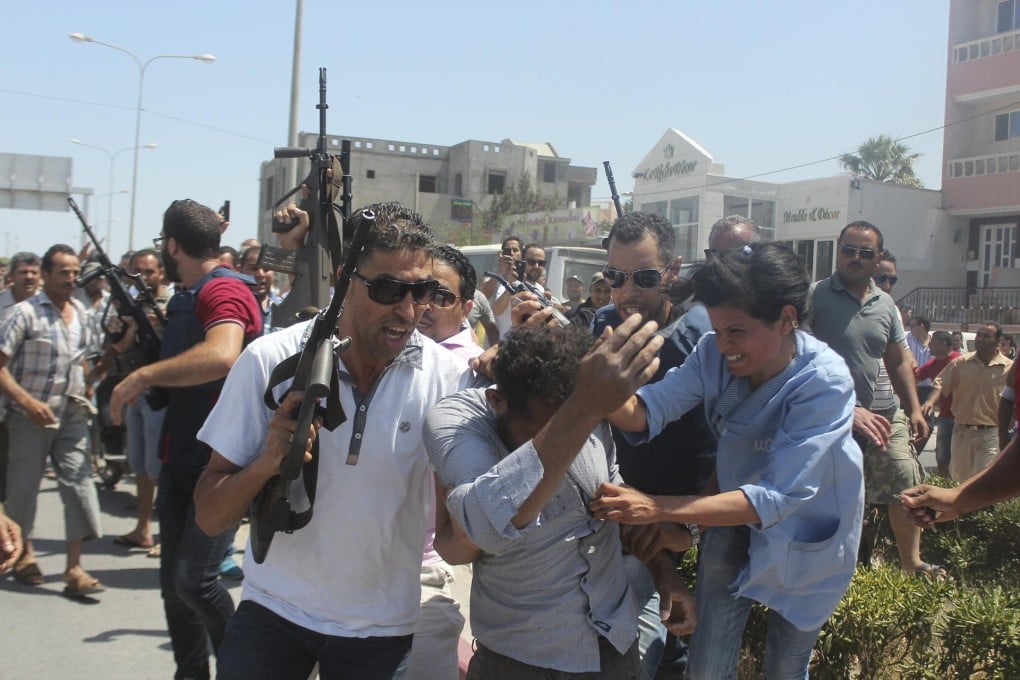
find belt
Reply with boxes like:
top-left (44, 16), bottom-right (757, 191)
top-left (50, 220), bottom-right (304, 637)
top-left (959, 424), bottom-right (996, 429)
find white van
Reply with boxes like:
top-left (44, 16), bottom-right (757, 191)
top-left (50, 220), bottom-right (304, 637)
top-left (458, 244), bottom-right (607, 302)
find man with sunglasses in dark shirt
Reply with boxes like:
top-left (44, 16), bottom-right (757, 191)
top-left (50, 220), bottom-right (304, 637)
top-left (591, 212), bottom-right (717, 679)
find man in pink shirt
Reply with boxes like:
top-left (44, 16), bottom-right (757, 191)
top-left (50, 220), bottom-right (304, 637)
top-left (398, 244), bottom-right (483, 679)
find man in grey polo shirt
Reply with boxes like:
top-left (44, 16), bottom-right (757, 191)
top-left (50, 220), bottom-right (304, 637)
top-left (812, 221), bottom-right (936, 576)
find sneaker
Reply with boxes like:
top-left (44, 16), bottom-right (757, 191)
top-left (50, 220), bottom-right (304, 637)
top-left (219, 555), bottom-right (243, 580)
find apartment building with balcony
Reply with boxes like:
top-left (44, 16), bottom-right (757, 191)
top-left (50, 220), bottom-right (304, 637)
top-left (943, 0), bottom-right (1020, 296)
top-left (258, 134), bottom-right (596, 245)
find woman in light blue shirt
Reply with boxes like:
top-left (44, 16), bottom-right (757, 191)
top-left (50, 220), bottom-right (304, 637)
top-left (591, 242), bottom-right (864, 680)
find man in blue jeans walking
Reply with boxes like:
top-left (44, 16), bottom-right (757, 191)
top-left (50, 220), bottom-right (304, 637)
top-left (111, 199), bottom-right (263, 680)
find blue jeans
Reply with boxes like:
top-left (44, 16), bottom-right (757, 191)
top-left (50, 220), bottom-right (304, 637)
top-left (623, 554), bottom-right (666, 680)
top-left (935, 416), bottom-right (954, 471)
top-left (219, 600), bottom-right (412, 680)
top-left (159, 463), bottom-right (236, 680)
top-left (686, 526), bottom-right (821, 680)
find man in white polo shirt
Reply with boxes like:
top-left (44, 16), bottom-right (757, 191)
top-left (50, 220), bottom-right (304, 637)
top-left (194, 204), bottom-right (470, 680)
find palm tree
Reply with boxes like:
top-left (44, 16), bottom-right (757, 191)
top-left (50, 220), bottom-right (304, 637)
top-left (839, 135), bottom-right (924, 188)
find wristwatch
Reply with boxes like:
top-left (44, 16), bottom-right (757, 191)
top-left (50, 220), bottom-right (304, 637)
top-left (682, 523), bottom-right (700, 548)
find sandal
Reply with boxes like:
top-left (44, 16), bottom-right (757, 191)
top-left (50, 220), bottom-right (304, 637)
top-left (62, 571), bottom-right (105, 598)
top-left (147, 543), bottom-right (161, 558)
top-left (13, 561), bottom-right (44, 586)
top-left (913, 563), bottom-right (951, 581)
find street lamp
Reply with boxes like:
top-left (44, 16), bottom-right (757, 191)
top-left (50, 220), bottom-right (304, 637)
top-left (71, 138), bottom-right (157, 251)
top-left (69, 32), bottom-right (215, 249)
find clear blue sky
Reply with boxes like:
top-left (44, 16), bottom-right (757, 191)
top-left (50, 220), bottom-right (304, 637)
top-left (1, 0), bottom-right (950, 259)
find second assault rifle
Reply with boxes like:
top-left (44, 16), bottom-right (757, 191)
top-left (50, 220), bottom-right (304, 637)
top-left (68, 197), bottom-right (166, 375)
top-left (258, 67), bottom-right (352, 328)
top-left (249, 209), bottom-right (375, 564)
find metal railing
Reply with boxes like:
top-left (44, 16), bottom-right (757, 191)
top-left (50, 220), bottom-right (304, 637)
top-left (952, 29), bottom-right (1020, 64)
top-left (897, 287), bottom-right (1020, 325)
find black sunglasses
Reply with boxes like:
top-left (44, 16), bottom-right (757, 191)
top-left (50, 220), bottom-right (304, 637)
top-left (601, 266), bottom-right (667, 289)
top-left (353, 270), bottom-right (439, 305)
top-left (840, 245), bottom-right (877, 260)
top-left (526, 258), bottom-right (546, 267)
top-left (874, 273), bottom-right (898, 285)
top-left (430, 288), bottom-right (462, 309)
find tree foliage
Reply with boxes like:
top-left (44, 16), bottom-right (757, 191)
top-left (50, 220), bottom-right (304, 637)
top-left (839, 135), bottom-right (924, 188)
top-left (480, 172), bottom-right (559, 234)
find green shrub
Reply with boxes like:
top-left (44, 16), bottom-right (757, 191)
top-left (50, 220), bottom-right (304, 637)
top-left (813, 566), bottom-right (953, 679)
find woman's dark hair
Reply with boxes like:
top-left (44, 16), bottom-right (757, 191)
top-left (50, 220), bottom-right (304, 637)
top-left (673, 242), bottom-right (809, 324)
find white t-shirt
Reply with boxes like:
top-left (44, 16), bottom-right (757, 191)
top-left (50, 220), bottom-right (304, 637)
top-left (198, 322), bottom-right (469, 637)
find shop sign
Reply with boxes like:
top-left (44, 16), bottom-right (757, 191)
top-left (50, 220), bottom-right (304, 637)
top-left (634, 158), bottom-right (699, 182)
top-left (782, 207), bottom-right (841, 223)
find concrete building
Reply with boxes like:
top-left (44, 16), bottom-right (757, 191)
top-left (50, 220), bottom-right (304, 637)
top-left (258, 134), bottom-right (596, 245)
top-left (629, 129), bottom-right (957, 294)
top-left (943, 0), bottom-right (1020, 293)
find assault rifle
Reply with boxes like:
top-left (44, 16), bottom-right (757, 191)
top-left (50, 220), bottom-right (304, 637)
top-left (258, 67), bottom-right (351, 328)
top-left (484, 271), bottom-right (570, 327)
top-left (249, 209), bottom-right (374, 564)
top-left (68, 197), bottom-right (166, 375)
top-left (603, 160), bottom-right (625, 220)
top-left (248, 66), bottom-right (366, 563)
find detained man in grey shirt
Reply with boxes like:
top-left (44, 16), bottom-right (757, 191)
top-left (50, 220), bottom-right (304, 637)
top-left (424, 321), bottom-right (694, 678)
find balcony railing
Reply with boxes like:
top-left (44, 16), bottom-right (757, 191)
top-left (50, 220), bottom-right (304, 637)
top-left (947, 152), bottom-right (1020, 179)
top-left (897, 286), bottom-right (1020, 325)
top-left (952, 29), bottom-right (1020, 64)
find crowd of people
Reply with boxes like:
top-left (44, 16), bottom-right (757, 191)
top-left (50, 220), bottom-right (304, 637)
top-left (1, 198), bottom-right (1019, 680)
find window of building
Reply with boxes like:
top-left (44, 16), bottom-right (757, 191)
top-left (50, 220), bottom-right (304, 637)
top-left (387, 144), bottom-right (395, 151)
top-left (994, 111), bottom-right (1020, 141)
top-left (998, 0), bottom-right (1020, 33)
top-left (264, 177), bottom-right (274, 211)
top-left (542, 161), bottom-right (557, 183)
top-left (779, 239), bottom-right (834, 282)
top-left (365, 142), bottom-right (374, 150)
top-left (487, 171), bottom-right (506, 194)
top-left (354, 140), bottom-right (362, 149)
top-left (669, 196), bottom-right (700, 261)
top-left (366, 169), bottom-right (376, 179)
top-left (418, 175), bottom-right (437, 193)
top-left (454, 173), bottom-right (463, 197)
top-left (640, 201), bottom-right (668, 220)
top-left (724, 195), bottom-right (776, 241)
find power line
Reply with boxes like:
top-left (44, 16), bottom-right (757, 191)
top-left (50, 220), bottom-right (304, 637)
top-left (0, 87), bottom-right (278, 146)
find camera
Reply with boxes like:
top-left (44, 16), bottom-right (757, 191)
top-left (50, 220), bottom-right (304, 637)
top-left (513, 259), bottom-right (526, 279)
top-left (501, 246), bottom-right (513, 256)
top-left (219, 200), bottom-right (230, 223)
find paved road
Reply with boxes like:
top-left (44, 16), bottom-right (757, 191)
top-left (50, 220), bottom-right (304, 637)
top-left (0, 477), bottom-right (244, 680)
top-left (0, 430), bottom-right (938, 680)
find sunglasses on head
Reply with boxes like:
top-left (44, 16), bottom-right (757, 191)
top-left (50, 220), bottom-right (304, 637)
top-left (874, 273), bottom-right (898, 285)
top-left (353, 270), bottom-right (439, 305)
top-left (430, 288), bottom-right (462, 309)
top-left (601, 266), bottom-right (667, 289)
top-left (840, 245), bottom-right (877, 260)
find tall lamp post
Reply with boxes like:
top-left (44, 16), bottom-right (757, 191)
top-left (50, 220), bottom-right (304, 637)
top-left (71, 139), bottom-right (157, 251)
top-left (69, 33), bottom-right (215, 249)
